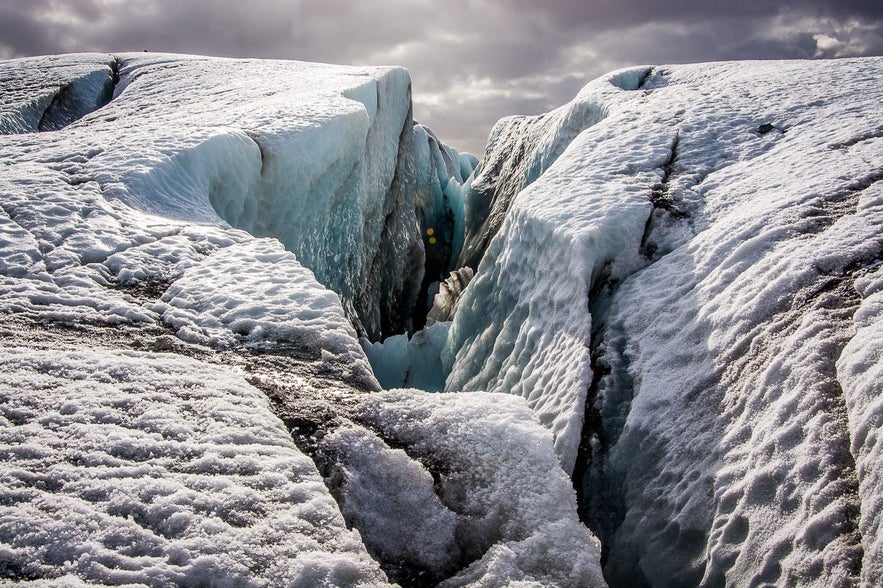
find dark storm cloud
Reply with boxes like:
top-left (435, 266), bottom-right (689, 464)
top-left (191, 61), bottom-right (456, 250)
top-left (0, 0), bottom-right (881, 153)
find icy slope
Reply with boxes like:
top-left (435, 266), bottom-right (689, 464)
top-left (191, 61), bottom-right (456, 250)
top-left (444, 67), bottom-right (658, 472)
top-left (0, 53), bottom-right (603, 587)
top-left (443, 58), bottom-right (883, 585)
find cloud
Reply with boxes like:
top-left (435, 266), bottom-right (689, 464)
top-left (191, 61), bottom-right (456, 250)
top-left (0, 0), bottom-right (880, 154)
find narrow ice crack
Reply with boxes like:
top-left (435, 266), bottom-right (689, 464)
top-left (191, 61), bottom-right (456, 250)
top-left (36, 57), bottom-right (121, 132)
top-left (640, 132), bottom-right (686, 259)
top-left (637, 67), bottom-right (655, 89)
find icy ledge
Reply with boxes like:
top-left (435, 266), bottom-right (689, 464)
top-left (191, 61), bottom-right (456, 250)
top-left (442, 58), bottom-right (883, 586)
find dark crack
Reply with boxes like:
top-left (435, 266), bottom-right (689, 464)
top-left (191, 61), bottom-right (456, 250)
top-left (637, 67), bottom-right (655, 89)
top-left (640, 133), bottom-right (687, 259)
top-left (828, 127), bottom-right (883, 151)
top-left (38, 58), bottom-right (121, 132)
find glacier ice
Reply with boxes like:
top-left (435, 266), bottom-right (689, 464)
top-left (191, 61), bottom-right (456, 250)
top-left (5, 47), bottom-right (883, 588)
top-left (444, 69), bottom-right (660, 472)
top-left (0, 347), bottom-right (390, 586)
top-left (441, 57), bottom-right (883, 586)
top-left (426, 266), bottom-right (474, 326)
top-left (412, 123), bottom-right (477, 325)
top-left (361, 321), bottom-right (451, 391)
top-left (314, 390), bottom-right (605, 587)
top-left (0, 53), bottom-right (118, 134)
top-left (1, 53), bottom-right (427, 341)
top-left (456, 87), bottom-right (608, 271)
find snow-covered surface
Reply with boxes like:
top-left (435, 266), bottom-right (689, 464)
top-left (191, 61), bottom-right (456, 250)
top-left (327, 389), bottom-right (605, 587)
top-left (838, 260), bottom-right (883, 584)
top-left (0, 347), bottom-right (389, 586)
top-left (1, 52), bottom-right (425, 341)
top-left (443, 57), bottom-right (883, 585)
top-left (0, 53), bottom-right (603, 587)
top-left (444, 68), bottom-right (657, 472)
top-left (6, 49), bottom-right (881, 588)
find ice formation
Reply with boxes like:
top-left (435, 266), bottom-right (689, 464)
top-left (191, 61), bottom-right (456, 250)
top-left (442, 58), bottom-right (883, 586)
top-left (3, 47), bottom-right (882, 588)
top-left (0, 53), bottom-right (602, 587)
top-left (0, 347), bottom-right (389, 586)
top-left (413, 124), bottom-right (477, 324)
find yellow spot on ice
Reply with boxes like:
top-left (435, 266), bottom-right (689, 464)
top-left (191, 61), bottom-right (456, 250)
top-left (426, 227), bottom-right (435, 236)
top-left (429, 236), bottom-right (437, 245)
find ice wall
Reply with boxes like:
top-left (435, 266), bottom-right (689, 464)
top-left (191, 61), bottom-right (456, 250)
top-left (29, 53), bottom-right (428, 342)
top-left (0, 53), bottom-right (118, 134)
top-left (443, 69), bottom-right (653, 473)
top-left (456, 87), bottom-right (608, 271)
top-left (412, 124), bottom-right (477, 324)
top-left (442, 58), bottom-right (883, 585)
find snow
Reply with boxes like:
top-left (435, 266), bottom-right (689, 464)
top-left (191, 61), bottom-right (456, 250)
top-left (324, 389), bottom-right (605, 587)
top-left (836, 224), bottom-right (883, 586)
top-left (153, 238), bottom-right (374, 383)
top-left (0, 347), bottom-right (388, 587)
top-left (0, 52), bottom-right (425, 341)
top-left (0, 53), bottom-right (117, 134)
top-left (6, 48), bottom-right (880, 588)
top-left (442, 57), bottom-right (883, 585)
top-left (444, 69), bottom-right (659, 472)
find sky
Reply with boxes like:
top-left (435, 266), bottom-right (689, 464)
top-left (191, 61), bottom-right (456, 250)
top-left (1, 1), bottom-right (882, 155)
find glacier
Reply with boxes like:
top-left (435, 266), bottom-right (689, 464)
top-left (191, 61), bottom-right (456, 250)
top-left (2, 49), bottom-right (883, 588)
top-left (441, 58), bottom-right (883, 586)
top-left (0, 52), bottom-right (601, 587)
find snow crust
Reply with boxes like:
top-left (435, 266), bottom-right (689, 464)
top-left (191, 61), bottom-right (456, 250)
top-left (1, 52), bottom-right (425, 341)
top-left (0, 53), bottom-right (117, 134)
top-left (0, 347), bottom-right (388, 586)
top-left (444, 70), bottom-right (658, 472)
top-left (443, 57), bottom-right (883, 585)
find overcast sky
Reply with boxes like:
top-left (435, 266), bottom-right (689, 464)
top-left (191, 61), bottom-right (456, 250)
top-left (2, 1), bottom-right (882, 154)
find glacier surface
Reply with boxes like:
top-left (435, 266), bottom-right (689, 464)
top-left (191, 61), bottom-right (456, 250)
top-left (442, 58), bottom-right (883, 586)
top-left (0, 53), bottom-right (603, 587)
top-left (3, 48), bottom-right (883, 588)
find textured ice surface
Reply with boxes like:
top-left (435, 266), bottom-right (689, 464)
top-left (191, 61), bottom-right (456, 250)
top-left (0, 52), bottom-right (425, 341)
top-left (0, 347), bottom-right (389, 587)
top-left (838, 257), bottom-right (883, 586)
top-left (0, 53), bottom-right (117, 134)
top-left (444, 57), bottom-right (883, 585)
top-left (444, 69), bottom-right (657, 472)
top-left (322, 389), bottom-right (605, 587)
top-left (456, 84), bottom-right (608, 271)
